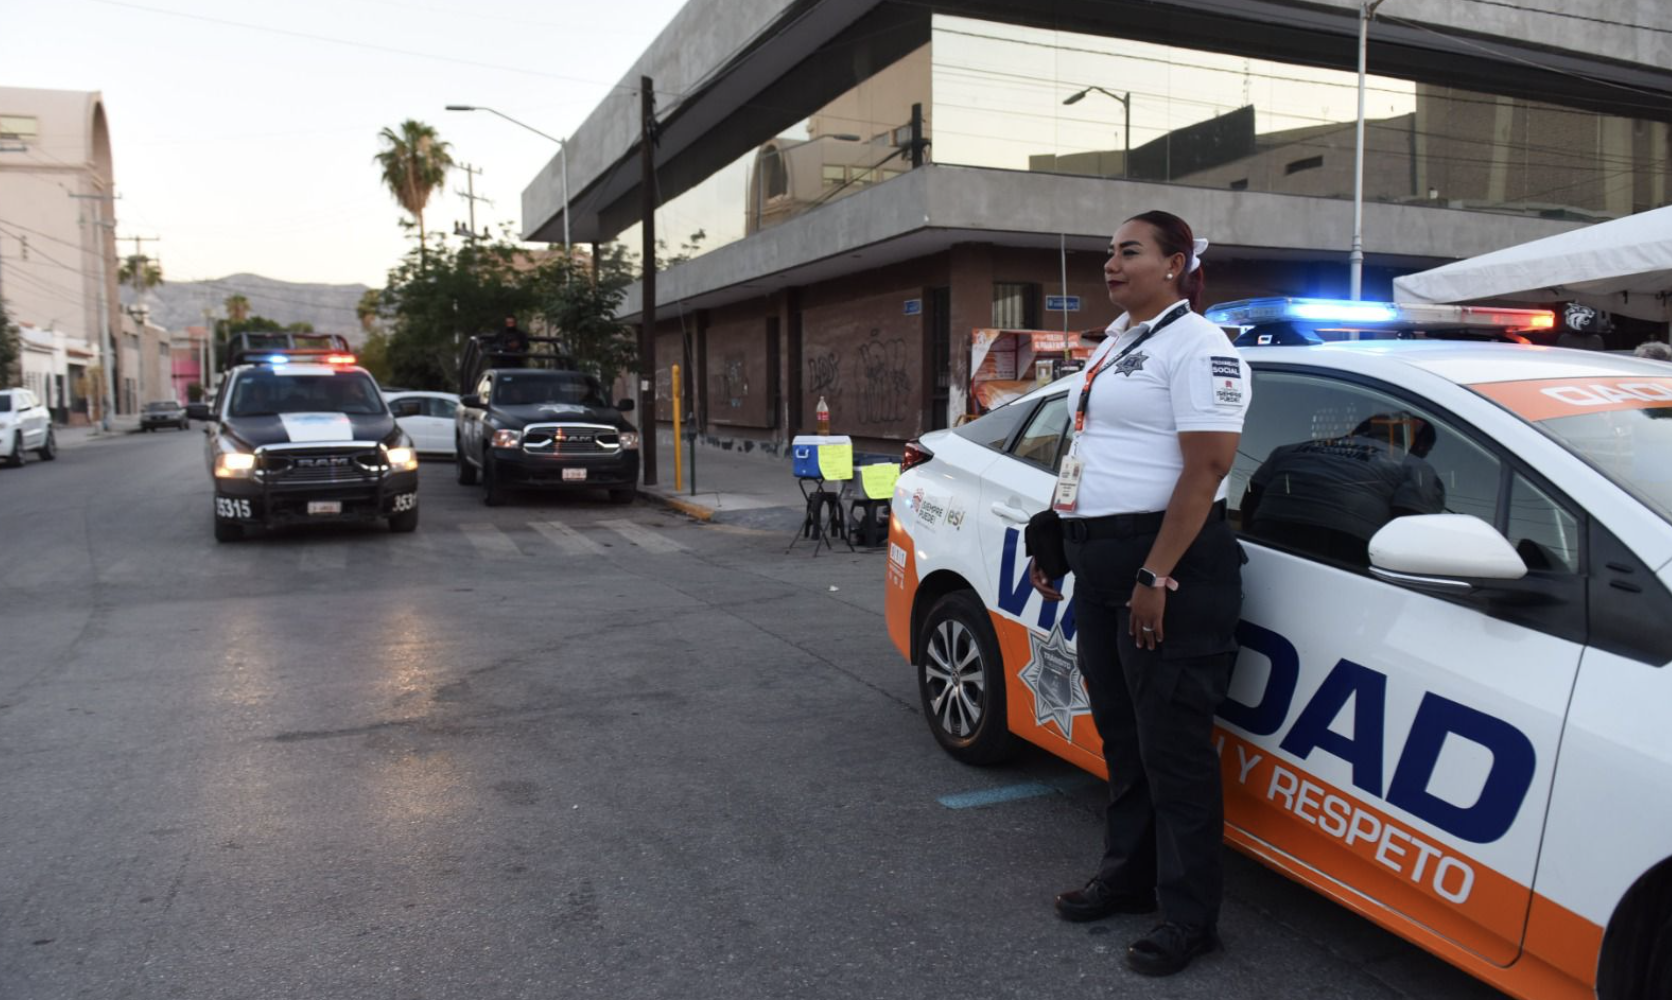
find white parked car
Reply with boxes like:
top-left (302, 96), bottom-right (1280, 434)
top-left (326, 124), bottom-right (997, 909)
top-left (383, 390), bottom-right (460, 457)
top-left (0, 388), bottom-right (56, 465)
top-left (886, 298), bottom-right (1672, 1000)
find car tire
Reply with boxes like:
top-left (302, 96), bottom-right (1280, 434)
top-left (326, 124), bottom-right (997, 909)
top-left (388, 507), bottom-right (419, 533)
top-left (214, 517), bottom-right (243, 543)
top-left (482, 453), bottom-right (505, 507)
top-left (7, 432), bottom-right (26, 467)
top-left (36, 429), bottom-right (56, 461)
top-left (179, 419), bottom-right (188, 430)
top-left (609, 488), bottom-right (635, 505)
top-left (917, 591), bottom-right (1021, 765)
top-left (456, 441), bottom-right (478, 485)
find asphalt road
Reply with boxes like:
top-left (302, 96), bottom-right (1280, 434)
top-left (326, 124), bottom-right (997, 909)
top-left (0, 429), bottom-right (1510, 1000)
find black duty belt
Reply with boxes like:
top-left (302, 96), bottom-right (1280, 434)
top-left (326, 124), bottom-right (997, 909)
top-left (1062, 499), bottom-right (1227, 543)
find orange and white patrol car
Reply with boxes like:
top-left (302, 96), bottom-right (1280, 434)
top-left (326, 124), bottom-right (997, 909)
top-left (886, 298), bottom-right (1672, 1000)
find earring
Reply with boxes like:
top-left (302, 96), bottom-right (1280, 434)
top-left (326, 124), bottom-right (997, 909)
top-left (1166, 273), bottom-right (1174, 280)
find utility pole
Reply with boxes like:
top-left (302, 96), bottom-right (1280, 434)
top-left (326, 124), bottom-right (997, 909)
top-left (69, 191), bottom-right (118, 430)
top-left (121, 234), bottom-right (161, 404)
top-left (1350, 0), bottom-right (1386, 301)
top-left (454, 163), bottom-right (487, 238)
top-left (639, 75), bottom-right (659, 486)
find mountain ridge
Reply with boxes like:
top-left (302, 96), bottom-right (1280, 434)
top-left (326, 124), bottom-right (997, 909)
top-left (120, 272), bottom-right (371, 345)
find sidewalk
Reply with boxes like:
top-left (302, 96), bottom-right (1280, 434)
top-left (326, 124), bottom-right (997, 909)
top-left (637, 437), bottom-right (808, 531)
top-left (55, 415), bottom-right (143, 449)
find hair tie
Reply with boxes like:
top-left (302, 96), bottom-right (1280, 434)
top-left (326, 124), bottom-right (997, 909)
top-left (1187, 237), bottom-right (1209, 274)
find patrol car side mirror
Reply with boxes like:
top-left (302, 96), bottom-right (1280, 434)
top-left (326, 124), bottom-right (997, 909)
top-left (616, 398), bottom-right (635, 412)
top-left (1367, 514), bottom-right (1527, 593)
top-left (186, 403), bottom-right (211, 421)
top-left (460, 394), bottom-right (483, 408)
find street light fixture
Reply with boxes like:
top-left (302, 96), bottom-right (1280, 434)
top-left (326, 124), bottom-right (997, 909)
top-left (1064, 86), bottom-right (1132, 179)
top-left (446, 104), bottom-right (570, 260)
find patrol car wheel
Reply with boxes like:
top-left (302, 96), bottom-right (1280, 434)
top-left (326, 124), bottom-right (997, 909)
top-left (214, 517), bottom-right (242, 543)
top-left (37, 429), bottom-right (56, 461)
top-left (918, 591), bottom-right (1020, 765)
top-left (609, 488), bottom-right (634, 505)
top-left (456, 440), bottom-right (477, 485)
top-left (388, 508), bottom-right (419, 533)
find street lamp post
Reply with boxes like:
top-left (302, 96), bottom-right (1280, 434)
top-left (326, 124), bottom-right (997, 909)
top-left (1063, 86), bottom-right (1131, 179)
top-left (1350, 0), bottom-right (1386, 301)
top-left (446, 105), bottom-right (570, 259)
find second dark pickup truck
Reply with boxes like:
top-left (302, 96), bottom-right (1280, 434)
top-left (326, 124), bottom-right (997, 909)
top-left (454, 367), bottom-right (641, 506)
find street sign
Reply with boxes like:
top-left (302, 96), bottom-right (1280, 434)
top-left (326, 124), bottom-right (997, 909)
top-left (1046, 295), bottom-right (1081, 312)
top-left (903, 298), bottom-right (923, 316)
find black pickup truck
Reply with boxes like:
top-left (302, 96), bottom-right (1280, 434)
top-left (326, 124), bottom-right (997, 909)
top-left (455, 367), bottom-right (640, 506)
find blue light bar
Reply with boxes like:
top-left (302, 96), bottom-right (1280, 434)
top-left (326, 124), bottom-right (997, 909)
top-left (1205, 297), bottom-right (1398, 327)
top-left (265, 354), bottom-right (290, 364)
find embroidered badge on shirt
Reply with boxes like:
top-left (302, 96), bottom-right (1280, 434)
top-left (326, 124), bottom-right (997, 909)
top-left (1112, 351), bottom-right (1149, 377)
top-left (1209, 355), bottom-right (1245, 405)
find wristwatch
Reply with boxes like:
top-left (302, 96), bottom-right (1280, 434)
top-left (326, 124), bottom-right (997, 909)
top-left (1136, 567), bottom-right (1179, 591)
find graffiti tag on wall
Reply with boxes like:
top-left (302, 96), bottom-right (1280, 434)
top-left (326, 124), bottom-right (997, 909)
top-left (857, 331), bottom-right (911, 425)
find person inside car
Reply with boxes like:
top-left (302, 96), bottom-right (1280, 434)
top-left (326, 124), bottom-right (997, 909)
top-left (1028, 210), bottom-right (1250, 977)
top-left (1241, 412), bottom-right (1445, 566)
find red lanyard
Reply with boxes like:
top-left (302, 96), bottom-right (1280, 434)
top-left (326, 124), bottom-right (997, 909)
top-left (1073, 304), bottom-right (1188, 432)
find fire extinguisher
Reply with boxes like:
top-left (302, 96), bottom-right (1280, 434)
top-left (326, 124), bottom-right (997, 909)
top-left (816, 395), bottom-right (831, 435)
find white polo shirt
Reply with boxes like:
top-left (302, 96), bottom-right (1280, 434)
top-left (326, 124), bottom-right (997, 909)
top-left (1064, 301), bottom-right (1251, 517)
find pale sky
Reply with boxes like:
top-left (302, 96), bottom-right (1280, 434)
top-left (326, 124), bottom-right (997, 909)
top-left (6, 0), bottom-right (688, 288)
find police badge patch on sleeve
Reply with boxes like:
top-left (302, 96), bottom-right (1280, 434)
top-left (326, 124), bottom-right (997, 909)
top-left (1209, 355), bottom-right (1244, 405)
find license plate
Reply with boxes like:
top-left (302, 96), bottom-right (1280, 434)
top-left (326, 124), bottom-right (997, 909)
top-left (307, 500), bottom-right (343, 515)
top-left (562, 468), bottom-right (587, 481)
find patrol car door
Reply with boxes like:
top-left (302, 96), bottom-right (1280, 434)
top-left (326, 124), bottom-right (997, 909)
top-left (1223, 368), bottom-right (1582, 966)
top-left (972, 392), bottom-right (1101, 766)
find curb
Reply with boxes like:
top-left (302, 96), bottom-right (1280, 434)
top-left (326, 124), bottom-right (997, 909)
top-left (638, 489), bottom-right (716, 522)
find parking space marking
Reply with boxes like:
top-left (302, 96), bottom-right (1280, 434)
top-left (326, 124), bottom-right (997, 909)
top-left (598, 518), bottom-right (688, 553)
top-left (937, 782), bottom-right (1058, 809)
top-left (459, 522), bottom-right (522, 557)
top-left (529, 520), bottom-right (609, 556)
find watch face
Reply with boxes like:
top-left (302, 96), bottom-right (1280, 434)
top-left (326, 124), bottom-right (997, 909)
top-left (1136, 568), bottom-right (1157, 587)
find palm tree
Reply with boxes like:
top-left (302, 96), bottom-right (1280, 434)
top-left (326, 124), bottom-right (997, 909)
top-left (224, 294), bottom-right (251, 323)
top-left (374, 120), bottom-right (454, 266)
top-left (119, 254), bottom-right (163, 294)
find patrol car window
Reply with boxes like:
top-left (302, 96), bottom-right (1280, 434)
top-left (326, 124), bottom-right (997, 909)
top-left (1536, 406), bottom-right (1672, 527)
top-left (227, 372), bottom-right (386, 417)
top-left (953, 397), bottom-right (1034, 451)
top-left (1506, 472), bottom-right (1580, 574)
top-left (1009, 393), bottom-right (1071, 472)
top-left (1233, 372), bottom-right (1500, 568)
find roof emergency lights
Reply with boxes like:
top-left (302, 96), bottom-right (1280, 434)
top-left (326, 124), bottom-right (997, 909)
top-left (1206, 297), bottom-right (1556, 333)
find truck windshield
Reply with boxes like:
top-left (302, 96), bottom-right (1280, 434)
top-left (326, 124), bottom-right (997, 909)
top-left (228, 371), bottom-right (386, 417)
top-left (492, 372), bottom-right (608, 407)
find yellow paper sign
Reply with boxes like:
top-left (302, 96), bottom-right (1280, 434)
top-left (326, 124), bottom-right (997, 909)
top-left (859, 462), bottom-right (900, 500)
top-left (817, 442), bottom-right (853, 481)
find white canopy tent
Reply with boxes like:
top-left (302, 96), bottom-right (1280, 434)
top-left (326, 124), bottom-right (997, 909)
top-left (1393, 205), bottom-right (1672, 322)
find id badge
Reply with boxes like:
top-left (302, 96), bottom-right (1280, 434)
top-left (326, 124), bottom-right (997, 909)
top-left (1052, 455), bottom-right (1084, 513)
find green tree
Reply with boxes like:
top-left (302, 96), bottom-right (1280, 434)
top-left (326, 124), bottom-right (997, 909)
top-left (374, 120), bottom-right (454, 267)
top-left (0, 298), bottom-right (19, 386)
top-left (379, 238), bottom-right (537, 390)
top-left (534, 243), bottom-right (638, 388)
top-left (224, 294), bottom-right (251, 323)
top-left (356, 288), bottom-right (382, 334)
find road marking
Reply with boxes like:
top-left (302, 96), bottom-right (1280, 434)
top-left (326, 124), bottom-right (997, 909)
top-left (598, 518), bottom-right (688, 553)
top-left (528, 520), bottom-right (609, 556)
top-left (938, 782), bottom-right (1061, 810)
top-left (459, 522), bottom-right (522, 557)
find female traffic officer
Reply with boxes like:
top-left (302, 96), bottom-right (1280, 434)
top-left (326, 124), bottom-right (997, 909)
top-left (1030, 210), bottom-right (1250, 976)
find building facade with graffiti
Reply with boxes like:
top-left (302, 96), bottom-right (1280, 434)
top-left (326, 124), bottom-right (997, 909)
top-left (521, 0), bottom-right (1672, 455)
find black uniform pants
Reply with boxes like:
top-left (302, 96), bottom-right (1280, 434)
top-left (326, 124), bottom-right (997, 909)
top-left (1064, 516), bottom-right (1242, 933)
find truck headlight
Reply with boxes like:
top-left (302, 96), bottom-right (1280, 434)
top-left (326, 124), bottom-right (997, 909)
top-left (384, 446), bottom-right (418, 471)
top-left (214, 451), bottom-right (256, 479)
top-left (619, 432), bottom-right (640, 450)
top-left (491, 429), bottom-right (522, 448)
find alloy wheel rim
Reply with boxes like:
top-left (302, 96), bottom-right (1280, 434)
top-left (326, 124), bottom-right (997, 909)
top-left (924, 618), bottom-right (985, 737)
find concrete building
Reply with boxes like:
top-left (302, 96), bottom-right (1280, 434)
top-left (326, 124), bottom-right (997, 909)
top-left (522, 0), bottom-right (1672, 455)
top-left (0, 86), bottom-right (122, 424)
